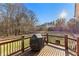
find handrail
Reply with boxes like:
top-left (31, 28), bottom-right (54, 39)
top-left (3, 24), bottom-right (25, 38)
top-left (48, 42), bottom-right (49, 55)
top-left (0, 39), bottom-right (21, 45)
top-left (43, 34), bottom-right (77, 41)
top-left (42, 34), bottom-right (64, 38)
top-left (47, 34), bottom-right (65, 38)
top-left (0, 36), bottom-right (31, 45)
top-left (68, 37), bottom-right (77, 41)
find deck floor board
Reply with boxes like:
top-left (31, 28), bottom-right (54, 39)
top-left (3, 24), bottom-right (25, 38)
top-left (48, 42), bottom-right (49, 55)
top-left (20, 44), bottom-right (66, 56)
top-left (37, 45), bottom-right (65, 56)
top-left (19, 43), bottom-right (76, 56)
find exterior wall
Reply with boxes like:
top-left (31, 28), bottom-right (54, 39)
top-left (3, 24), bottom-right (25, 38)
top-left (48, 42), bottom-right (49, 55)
top-left (75, 3), bottom-right (79, 19)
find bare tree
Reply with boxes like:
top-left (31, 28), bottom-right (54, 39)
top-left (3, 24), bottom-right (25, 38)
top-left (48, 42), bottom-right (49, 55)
top-left (0, 3), bottom-right (38, 36)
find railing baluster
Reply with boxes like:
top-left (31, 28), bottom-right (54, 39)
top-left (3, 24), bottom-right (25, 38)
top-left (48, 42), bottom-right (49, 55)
top-left (65, 35), bottom-right (69, 56)
top-left (19, 41), bottom-right (21, 50)
top-left (5, 44), bottom-right (6, 56)
top-left (16, 41), bottom-right (18, 51)
top-left (18, 41), bottom-right (19, 50)
top-left (4, 44), bottom-right (5, 56)
top-left (17, 41), bottom-right (19, 51)
top-left (12, 42), bottom-right (13, 53)
top-left (17, 41), bottom-right (19, 50)
top-left (17, 41), bottom-right (18, 51)
top-left (1, 45), bottom-right (3, 56)
top-left (6, 44), bottom-right (8, 56)
top-left (10, 42), bottom-right (12, 53)
top-left (15, 42), bottom-right (17, 51)
top-left (9, 43), bottom-right (11, 55)
top-left (13, 42), bottom-right (16, 52)
top-left (8, 43), bottom-right (10, 55)
top-left (8, 43), bottom-right (9, 55)
top-left (18, 41), bottom-right (20, 50)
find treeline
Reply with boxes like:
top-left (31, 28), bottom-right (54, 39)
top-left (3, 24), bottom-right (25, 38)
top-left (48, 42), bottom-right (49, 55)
top-left (38, 17), bottom-right (79, 34)
top-left (0, 4), bottom-right (37, 36)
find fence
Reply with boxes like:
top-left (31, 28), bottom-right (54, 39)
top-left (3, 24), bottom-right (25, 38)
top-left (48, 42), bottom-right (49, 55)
top-left (0, 33), bottom-right (79, 56)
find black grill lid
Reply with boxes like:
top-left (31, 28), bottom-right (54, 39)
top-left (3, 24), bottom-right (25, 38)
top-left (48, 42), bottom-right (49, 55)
top-left (32, 34), bottom-right (42, 38)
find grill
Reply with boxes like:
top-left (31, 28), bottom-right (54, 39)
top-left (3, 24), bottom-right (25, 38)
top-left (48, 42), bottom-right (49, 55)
top-left (30, 34), bottom-right (44, 51)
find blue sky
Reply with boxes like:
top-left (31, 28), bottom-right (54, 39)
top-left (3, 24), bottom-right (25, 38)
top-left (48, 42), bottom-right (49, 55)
top-left (24, 3), bottom-right (75, 25)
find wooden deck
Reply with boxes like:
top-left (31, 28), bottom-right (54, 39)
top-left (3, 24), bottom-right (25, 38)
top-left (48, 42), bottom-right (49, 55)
top-left (20, 44), bottom-right (66, 56)
top-left (38, 45), bottom-right (65, 56)
top-left (19, 43), bottom-right (77, 56)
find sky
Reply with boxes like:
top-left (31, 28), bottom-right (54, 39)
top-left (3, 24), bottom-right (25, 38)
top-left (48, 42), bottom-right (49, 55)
top-left (24, 3), bottom-right (75, 25)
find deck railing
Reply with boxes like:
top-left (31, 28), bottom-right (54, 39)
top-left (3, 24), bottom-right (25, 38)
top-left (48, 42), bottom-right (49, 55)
top-left (0, 36), bottom-right (31, 56)
top-left (0, 33), bottom-right (79, 56)
top-left (43, 33), bottom-right (77, 56)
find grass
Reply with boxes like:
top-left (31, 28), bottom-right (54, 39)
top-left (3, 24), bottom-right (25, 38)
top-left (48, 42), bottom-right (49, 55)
top-left (48, 36), bottom-right (64, 46)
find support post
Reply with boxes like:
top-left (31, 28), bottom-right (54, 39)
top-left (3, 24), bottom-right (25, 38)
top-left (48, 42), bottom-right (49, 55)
top-left (76, 37), bottom-right (79, 56)
top-left (0, 45), bottom-right (1, 56)
top-left (46, 33), bottom-right (48, 45)
top-left (21, 36), bottom-right (24, 53)
top-left (65, 35), bottom-right (69, 56)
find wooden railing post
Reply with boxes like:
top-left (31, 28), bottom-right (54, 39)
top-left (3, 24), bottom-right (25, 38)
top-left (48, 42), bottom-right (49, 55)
top-left (65, 35), bottom-right (69, 56)
top-left (46, 33), bottom-right (48, 45)
top-left (76, 37), bottom-right (79, 56)
top-left (0, 45), bottom-right (1, 56)
top-left (21, 36), bottom-right (24, 53)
